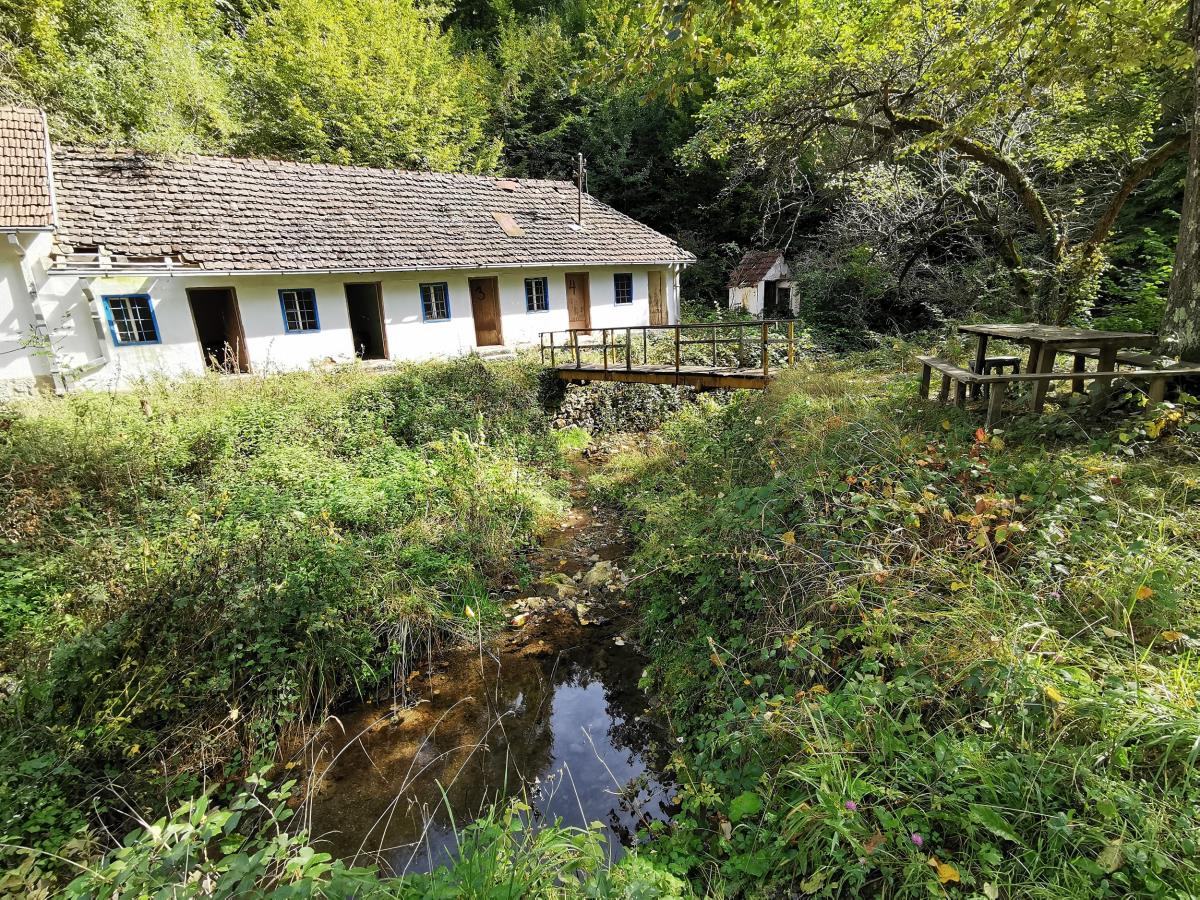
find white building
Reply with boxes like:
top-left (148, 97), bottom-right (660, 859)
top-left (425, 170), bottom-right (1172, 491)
top-left (727, 249), bottom-right (791, 318)
top-left (1, 107), bottom-right (692, 396)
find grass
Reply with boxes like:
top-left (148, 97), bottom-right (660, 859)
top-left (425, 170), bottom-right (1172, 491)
top-left (4, 349), bottom-right (1199, 897)
top-left (596, 354), bottom-right (1200, 897)
top-left (0, 358), bottom-right (571, 892)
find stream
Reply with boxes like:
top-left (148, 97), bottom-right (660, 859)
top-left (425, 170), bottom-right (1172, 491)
top-left (306, 454), bottom-right (677, 875)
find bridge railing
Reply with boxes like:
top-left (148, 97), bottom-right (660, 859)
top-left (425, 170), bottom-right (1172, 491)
top-left (539, 320), bottom-right (799, 377)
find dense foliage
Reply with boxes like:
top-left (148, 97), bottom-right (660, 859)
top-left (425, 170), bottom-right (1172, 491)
top-left (0, 360), bottom-right (568, 893)
top-left (599, 355), bottom-right (1200, 896)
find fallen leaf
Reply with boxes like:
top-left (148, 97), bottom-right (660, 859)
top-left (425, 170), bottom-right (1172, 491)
top-left (464, 604), bottom-right (476, 619)
top-left (927, 855), bottom-right (961, 884)
top-left (1100, 626), bottom-right (1125, 639)
top-left (983, 883), bottom-right (999, 900)
top-left (710, 652), bottom-right (724, 668)
top-left (950, 581), bottom-right (968, 592)
top-left (799, 870), bottom-right (826, 894)
top-left (942, 420), bottom-right (951, 430)
top-left (1160, 631), bottom-right (1185, 642)
top-left (863, 830), bottom-right (885, 855)
top-left (975, 428), bottom-right (988, 442)
top-left (990, 435), bottom-right (1005, 450)
top-left (1096, 838), bottom-right (1123, 873)
top-left (1135, 585), bottom-right (1154, 601)
top-left (781, 530), bottom-right (796, 545)
top-left (719, 819), bottom-right (732, 840)
top-left (1044, 685), bottom-right (1066, 704)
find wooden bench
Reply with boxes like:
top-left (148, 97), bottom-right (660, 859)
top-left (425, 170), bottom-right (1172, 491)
top-left (918, 356), bottom-right (982, 408)
top-left (919, 356), bottom-right (1200, 429)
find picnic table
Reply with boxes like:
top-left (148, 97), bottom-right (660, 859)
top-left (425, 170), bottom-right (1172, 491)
top-left (957, 323), bottom-right (1158, 411)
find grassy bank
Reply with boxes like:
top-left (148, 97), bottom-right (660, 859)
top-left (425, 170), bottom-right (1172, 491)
top-left (0, 359), bottom-right (570, 892)
top-left (600, 355), bottom-right (1200, 897)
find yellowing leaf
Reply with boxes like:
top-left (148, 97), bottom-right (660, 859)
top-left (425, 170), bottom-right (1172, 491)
top-left (1100, 626), bottom-right (1125, 639)
top-left (781, 530), bottom-right (796, 545)
top-left (464, 604), bottom-right (476, 619)
top-left (809, 684), bottom-right (829, 695)
top-left (1044, 685), bottom-right (1066, 704)
top-left (710, 652), bottom-right (725, 668)
top-left (927, 856), bottom-right (961, 884)
top-left (950, 581), bottom-right (968, 592)
top-left (1096, 838), bottom-right (1123, 873)
top-left (1160, 631), bottom-right (1185, 642)
top-left (990, 435), bottom-right (1005, 450)
top-left (942, 420), bottom-right (951, 430)
top-left (1135, 585), bottom-right (1154, 601)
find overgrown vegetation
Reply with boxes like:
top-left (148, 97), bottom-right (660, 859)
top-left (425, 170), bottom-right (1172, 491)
top-left (0, 359), bottom-right (571, 893)
top-left (597, 355), bottom-right (1200, 896)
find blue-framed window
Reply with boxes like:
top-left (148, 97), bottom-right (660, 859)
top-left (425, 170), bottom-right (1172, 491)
top-left (420, 283), bottom-right (451, 321)
top-left (524, 277), bottom-right (549, 312)
top-left (103, 294), bottom-right (161, 345)
top-left (279, 288), bottom-right (320, 332)
top-left (614, 273), bottom-right (633, 305)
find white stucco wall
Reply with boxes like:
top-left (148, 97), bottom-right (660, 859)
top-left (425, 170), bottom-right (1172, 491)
top-left (0, 254), bottom-right (682, 392)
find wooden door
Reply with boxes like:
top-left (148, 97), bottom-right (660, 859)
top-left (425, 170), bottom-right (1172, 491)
top-left (566, 272), bottom-right (591, 332)
top-left (648, 270), bottom-right (668, 325)
top-left (469, 277), bottom-right (503, 346)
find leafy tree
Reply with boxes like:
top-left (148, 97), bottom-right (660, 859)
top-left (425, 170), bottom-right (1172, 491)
top-left (1163, 4), bottom-right (1200, 359)
top-left (0, 0), bottom-right (233, 152)
top-left (231, 0), bottom-right (501, 171)
top-left (649, 0), bottom-right (1192, 323)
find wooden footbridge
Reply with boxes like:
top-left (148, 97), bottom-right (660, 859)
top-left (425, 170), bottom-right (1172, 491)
top-left (540, 320), bottom-right (799, 390)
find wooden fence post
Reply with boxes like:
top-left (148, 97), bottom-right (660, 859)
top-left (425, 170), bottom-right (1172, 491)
top-left (761, 322), bottom-right (769, 377)
top-left (574, 331), bottom-right (581, 369)
top-left (626, 328), bottom-right (632, 371)
top-left (675, 325), bottom-right (681, 372)
top-left (788, 321), bottom-right (795, 367)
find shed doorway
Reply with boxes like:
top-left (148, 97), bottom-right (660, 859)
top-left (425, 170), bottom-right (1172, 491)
top-left (345, 282), bottom-right (388, 360)
top-left (186, 287), bottom-right (249, 373)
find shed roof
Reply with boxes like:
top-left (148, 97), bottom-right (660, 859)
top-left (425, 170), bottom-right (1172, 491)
top-left (727, 249), bottom-right (785, 288)
top-left (47, 147), bottom-right (693, 273)
top-left (0, 107), bottom-right (54, 230)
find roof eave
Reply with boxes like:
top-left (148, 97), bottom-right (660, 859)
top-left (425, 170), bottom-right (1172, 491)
top-left (53, 257), bottom-right (695, 278)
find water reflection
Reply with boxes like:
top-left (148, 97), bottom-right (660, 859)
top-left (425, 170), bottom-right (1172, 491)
top-left (308, 624), bottom-right (675, 875)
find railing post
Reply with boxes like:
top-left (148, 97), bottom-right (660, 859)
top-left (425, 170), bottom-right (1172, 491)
top-left (643, 329), bottom-right (648, 365)
top-left (574, 331), bottom-right (582, 369)
top-left (788, 321), bottom-right (795, 367)
top-left (602, 328), bottom-right (609, 372)
top-left (626, 328), bottom-right (632, 371)
top-left (540, 332), bottom-right (545, 365)
top-left (761, 322), bottom-right (769, 377)
top-left (674, 325), bottom-right (681, 372)
top-left (550, 333), bottom-right (556, 368)
top-left (711, 325), bottom-right (718, 366)
top-left (738, 325), bottom-right (745, 367)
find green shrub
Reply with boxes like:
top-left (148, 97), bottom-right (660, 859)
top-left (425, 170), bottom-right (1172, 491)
top-left (608, 360), bottom-right (1200, 897)
top-left (0, 360), bottom-right (566, 886)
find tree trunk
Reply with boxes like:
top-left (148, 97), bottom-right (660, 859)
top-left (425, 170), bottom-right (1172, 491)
top-left (1163, 6), bottom-right (1200, 362)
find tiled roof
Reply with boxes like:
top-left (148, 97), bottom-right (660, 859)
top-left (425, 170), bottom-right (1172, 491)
top-left (49, 147), bottom-right (694, 272)
top-left (727, 249), bottom-right (785, 288)
top-left (0, 107), bottom-right (54, 229)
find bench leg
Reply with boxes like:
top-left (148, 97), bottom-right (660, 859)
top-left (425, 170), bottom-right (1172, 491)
top-left (938, 373), bottom-right (951, 404)
top-left (1030, 344), bottom-right (1055, 413)
top-left (1148, 376), bottom-right (1167, 404)
top-left (919, 363), bottom-right (932, 399)
top-left (1072, 354), bottom-right (1086, 393)
top-left (1096, 346), bottom-right (1118, 405)
top-left (955, 379), bottom-right (967, 408)
top-left (971, 335), bottom-right (988, 401)
top-left (986, 380), bottom-right (1007, 430)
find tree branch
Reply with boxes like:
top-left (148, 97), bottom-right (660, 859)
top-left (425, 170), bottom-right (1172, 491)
top-left (1081, 134), bottom-right (1189, 254)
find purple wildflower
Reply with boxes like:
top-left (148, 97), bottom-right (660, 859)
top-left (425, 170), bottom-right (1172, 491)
top-left (910, 832), bottom-right (924, 847)
top-left (844, 800), bottom-right (858, 811)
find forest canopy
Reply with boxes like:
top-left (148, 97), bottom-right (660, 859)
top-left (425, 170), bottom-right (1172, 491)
top-left (0, 0), bottom-right (1192, 333)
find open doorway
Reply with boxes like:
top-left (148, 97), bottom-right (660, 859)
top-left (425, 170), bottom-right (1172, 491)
top-left (344, 282), bottom-right (388, 360)
top-left (186, 287), bottom-right (249, 372)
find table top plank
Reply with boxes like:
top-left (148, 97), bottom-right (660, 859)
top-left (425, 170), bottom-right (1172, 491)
top-left (957, 323), bottom-right (1156, 350)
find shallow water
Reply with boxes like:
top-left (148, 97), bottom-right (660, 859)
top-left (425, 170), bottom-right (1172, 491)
top-left (307, 619), bottom-right (676, 875)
